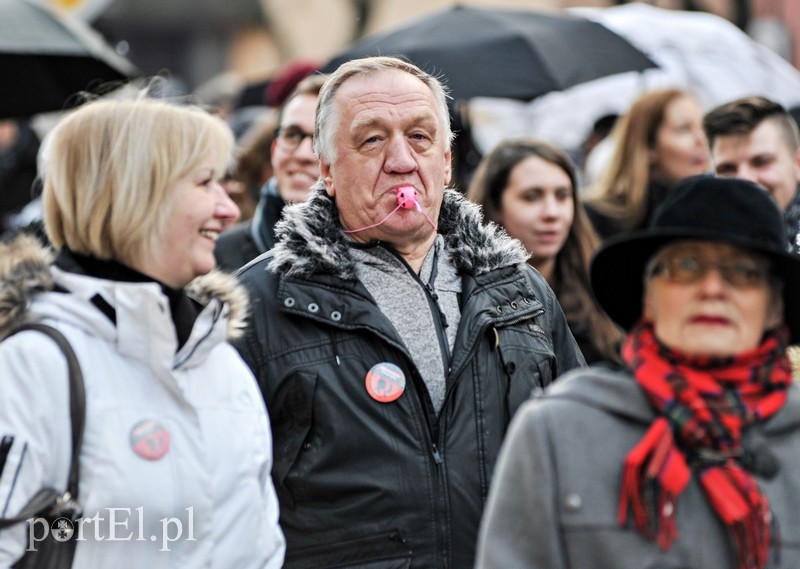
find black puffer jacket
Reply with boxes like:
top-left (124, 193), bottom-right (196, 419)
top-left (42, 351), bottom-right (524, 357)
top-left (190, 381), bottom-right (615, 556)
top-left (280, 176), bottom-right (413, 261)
top-left (234, 186), bottom-right (585, 569)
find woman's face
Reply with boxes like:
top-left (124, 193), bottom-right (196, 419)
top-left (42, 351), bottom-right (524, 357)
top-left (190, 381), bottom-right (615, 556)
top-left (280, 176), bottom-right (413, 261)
top-left (497, 155), bottom-right (574, 275)
top-left (650, 95), bottom-right (710, 183)
top-left (137, 154), bottom-right (239, 288)
top-left (643, 240), bottom-right (783, 357)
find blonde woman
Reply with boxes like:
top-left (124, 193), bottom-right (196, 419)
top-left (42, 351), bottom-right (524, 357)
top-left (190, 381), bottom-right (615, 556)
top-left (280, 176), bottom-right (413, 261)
top-left (0, 95), bottom-right (284, 568)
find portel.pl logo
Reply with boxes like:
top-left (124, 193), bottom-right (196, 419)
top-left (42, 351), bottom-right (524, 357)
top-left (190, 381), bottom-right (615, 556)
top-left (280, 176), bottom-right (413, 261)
top-left (28, 507), bottom-right (196, 552)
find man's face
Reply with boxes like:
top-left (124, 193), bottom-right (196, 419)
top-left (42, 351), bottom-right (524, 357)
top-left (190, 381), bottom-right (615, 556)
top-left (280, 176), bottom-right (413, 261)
top-left (710, 119), bottom-right (800, 211)
top-left (320, 69), bottom-right (451, 248)
top-left (271, 93), bottom-right (320, 204)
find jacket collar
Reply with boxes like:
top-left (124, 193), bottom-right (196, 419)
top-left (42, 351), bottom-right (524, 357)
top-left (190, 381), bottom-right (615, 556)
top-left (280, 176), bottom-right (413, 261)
top-left (268, 182), bottom-right (530, 280)
top-left (0, 233), bottom-right (249, 342)
top-left (546, 365), bottom-right (800, 434)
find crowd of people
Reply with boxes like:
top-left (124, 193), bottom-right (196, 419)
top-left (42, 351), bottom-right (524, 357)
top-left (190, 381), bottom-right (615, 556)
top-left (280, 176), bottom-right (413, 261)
top-left (2, 48), bottom-right (800, 569)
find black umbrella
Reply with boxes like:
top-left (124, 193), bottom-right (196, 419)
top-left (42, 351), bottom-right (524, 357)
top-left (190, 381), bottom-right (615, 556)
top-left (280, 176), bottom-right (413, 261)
top-left (321, 5), bottom-right (657, 101)
top-left (0, 0), bottom-right (138, 119)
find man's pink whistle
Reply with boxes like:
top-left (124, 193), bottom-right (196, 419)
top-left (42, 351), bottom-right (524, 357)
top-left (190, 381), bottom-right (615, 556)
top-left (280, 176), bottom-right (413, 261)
top-left (396, 186), bottom-right (418, 209)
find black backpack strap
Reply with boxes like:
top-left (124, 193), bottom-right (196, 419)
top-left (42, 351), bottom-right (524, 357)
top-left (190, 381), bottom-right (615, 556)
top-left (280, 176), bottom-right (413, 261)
top-left (0, 322), bottom-right (85, 526)
top-left (0, 489), bottom-right (60, 528)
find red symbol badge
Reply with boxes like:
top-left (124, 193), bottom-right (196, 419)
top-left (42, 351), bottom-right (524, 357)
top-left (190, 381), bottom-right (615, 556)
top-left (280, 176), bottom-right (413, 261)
top-left (365, 362), bottom-right (406, 403)
top-left (129, 419), bottom-right (171, 461)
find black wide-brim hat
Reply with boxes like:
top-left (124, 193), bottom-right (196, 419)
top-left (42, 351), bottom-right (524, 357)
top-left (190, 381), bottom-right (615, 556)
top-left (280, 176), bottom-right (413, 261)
top-left (590, 175), bottom-right (800, 343)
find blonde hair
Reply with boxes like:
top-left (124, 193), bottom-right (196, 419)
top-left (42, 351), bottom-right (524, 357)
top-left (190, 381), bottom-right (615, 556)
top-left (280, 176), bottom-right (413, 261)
top-left (585, 88), bottom-right (691, 230)
top-left (42, 96), bottom-right (234, 266)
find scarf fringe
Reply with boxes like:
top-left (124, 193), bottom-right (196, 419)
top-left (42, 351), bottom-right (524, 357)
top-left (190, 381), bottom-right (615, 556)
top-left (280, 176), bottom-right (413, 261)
top-left (701, 467), bottom-right (771, 569)
top-left (618, 417), bottom-right (689, 549)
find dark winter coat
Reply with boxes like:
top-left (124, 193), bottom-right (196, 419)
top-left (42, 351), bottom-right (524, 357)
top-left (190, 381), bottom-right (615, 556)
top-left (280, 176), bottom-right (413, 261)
top-left (214, 180), bottom-right (286, 272)
top-left (234, 186), bottom-right (585, 569)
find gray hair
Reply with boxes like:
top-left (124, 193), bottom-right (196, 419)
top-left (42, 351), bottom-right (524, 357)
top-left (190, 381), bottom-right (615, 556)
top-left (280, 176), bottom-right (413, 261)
top-left (313, 56), bottom-right (454, 164)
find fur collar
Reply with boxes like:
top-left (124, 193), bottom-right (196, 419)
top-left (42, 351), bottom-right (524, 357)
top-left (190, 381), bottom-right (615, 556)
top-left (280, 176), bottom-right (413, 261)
top-left (0, 233), bottom-right (249, 340)
top-left (269, 183), bottom-right (530, 280)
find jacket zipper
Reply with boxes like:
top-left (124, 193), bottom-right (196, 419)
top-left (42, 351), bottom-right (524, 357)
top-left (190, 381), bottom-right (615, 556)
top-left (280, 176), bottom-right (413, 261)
top-left (387, 243), bottom-right (453, 374)
top-left (379, 244), bottom-right (451, 460)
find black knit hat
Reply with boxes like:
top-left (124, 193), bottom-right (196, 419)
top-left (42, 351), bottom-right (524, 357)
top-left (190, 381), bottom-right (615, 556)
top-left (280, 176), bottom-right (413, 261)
top-left (590, 175), bottom-right (800, 342)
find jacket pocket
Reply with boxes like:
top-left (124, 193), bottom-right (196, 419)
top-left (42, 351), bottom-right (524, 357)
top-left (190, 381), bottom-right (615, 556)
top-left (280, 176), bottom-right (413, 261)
top-left (493, 320), bottom-right (555, 417)
top-left (270, 371), bottom-right (317, 503)
top-left (285, 529), bottom-right (412, 569)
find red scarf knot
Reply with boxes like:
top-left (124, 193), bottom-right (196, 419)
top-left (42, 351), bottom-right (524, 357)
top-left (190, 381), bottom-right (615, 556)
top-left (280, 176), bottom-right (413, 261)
top-left (618, 322), bottom-right (790, 569)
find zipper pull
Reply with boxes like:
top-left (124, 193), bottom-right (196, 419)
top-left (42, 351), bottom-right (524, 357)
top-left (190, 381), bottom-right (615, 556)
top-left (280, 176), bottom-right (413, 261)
top-left (432, 444), bottom-right (443, 465)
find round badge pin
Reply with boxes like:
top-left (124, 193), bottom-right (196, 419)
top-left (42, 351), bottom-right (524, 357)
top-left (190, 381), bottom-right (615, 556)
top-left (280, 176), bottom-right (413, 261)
top-left (129, 419), bottom-right (171, 461)
top-left (365, 362), bottom-right (406, 403)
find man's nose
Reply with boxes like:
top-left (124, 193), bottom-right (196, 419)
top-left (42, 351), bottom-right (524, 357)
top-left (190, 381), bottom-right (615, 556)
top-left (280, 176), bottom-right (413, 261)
top-left (384, 134), bottom-right (417, 173)
top-left (734, 163), bottom-right (758, 182)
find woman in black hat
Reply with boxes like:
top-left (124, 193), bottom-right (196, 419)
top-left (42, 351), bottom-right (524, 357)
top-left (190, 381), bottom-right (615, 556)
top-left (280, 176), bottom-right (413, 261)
top-left (475, 175), bottom-right (800, 569)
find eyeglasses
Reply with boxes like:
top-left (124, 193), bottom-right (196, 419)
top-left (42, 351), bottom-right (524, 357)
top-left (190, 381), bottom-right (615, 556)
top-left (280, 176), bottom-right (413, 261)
top-left (645, 254), bottom-right (771, 288)
top-left (275, 126), bottom-right (314, 152)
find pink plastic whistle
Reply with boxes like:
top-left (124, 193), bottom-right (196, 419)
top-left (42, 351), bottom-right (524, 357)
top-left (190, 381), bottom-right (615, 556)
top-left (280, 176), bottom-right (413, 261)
top-left (396, 186), bottom-right (418, 209)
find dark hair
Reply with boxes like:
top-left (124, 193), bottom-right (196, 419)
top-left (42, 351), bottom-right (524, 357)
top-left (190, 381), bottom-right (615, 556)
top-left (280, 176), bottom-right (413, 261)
top-left (466, 138), bottom-right (623, 362)
top-left (234, 110), bottom-right (278, 201)
top-left (275, 73), bottom-right (327, 128)
top-left (703, 96), bottom-right (800, 151)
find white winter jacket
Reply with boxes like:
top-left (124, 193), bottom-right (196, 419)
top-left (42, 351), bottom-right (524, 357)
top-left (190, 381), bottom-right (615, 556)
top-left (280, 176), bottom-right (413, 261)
top-left (0, 237), bottom-right (285, 568)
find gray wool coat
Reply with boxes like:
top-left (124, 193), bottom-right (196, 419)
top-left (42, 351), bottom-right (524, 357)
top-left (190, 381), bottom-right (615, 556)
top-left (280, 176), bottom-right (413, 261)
top-left (475, 365), bottom-right (800, 569)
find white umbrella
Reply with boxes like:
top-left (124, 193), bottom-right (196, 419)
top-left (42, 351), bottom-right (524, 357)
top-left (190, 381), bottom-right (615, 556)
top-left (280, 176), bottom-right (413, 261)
top-left (469, 2), bottom-right (800, 154)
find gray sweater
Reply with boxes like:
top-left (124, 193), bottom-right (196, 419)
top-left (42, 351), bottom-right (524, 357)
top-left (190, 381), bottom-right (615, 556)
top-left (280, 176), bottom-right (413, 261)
top-left (351, 235), bottom-right (461, 412)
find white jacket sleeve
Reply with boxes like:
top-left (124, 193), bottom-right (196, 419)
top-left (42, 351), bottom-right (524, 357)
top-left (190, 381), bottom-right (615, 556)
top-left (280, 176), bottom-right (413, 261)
top-left (261, 405), bottom-right (285, 569)
top-left (0, 331), bottom-right (72, 568)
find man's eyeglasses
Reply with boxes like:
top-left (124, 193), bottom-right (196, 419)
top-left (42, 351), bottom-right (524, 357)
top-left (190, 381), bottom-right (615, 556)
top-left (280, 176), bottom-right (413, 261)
top-left (645, 253), bottom-right (771, 288)
top-left (275, 126), bottom-right (314, 151)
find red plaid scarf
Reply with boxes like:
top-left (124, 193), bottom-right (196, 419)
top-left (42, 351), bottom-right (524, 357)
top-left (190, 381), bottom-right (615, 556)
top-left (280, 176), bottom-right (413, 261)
top-left (618, 322), bottom-right (791, 569)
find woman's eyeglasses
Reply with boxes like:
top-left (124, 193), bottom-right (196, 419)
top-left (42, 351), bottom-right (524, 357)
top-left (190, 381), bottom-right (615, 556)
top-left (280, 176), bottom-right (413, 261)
top-left (645, 254), bottom-right (771, 288)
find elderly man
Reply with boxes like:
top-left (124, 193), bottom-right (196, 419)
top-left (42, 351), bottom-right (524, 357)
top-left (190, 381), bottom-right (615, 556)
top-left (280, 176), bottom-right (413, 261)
top-left (234, 56), bottom-right (584, 569)
top-left (704, 96), bottom-right (800, 253)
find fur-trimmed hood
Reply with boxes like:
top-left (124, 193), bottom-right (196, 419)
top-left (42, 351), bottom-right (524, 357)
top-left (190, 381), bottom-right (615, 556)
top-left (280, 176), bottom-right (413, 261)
top-left (269, 183), bottom-right (530, 279)
top-left (0, 233), bottom-right (249, 340)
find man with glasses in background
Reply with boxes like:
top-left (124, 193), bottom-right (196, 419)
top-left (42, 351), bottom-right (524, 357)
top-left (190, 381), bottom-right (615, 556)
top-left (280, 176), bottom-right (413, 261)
top-left (215, 74), bottom-right (325, 271)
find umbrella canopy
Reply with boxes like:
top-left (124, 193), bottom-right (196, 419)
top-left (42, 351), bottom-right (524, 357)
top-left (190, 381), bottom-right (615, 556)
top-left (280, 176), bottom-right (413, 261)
top-left (320, 4), bottom-right (657, 101)
top-left (469, 3), bottom-right (800, 154)
top-left (0, 0), bottom-right (138, 119)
